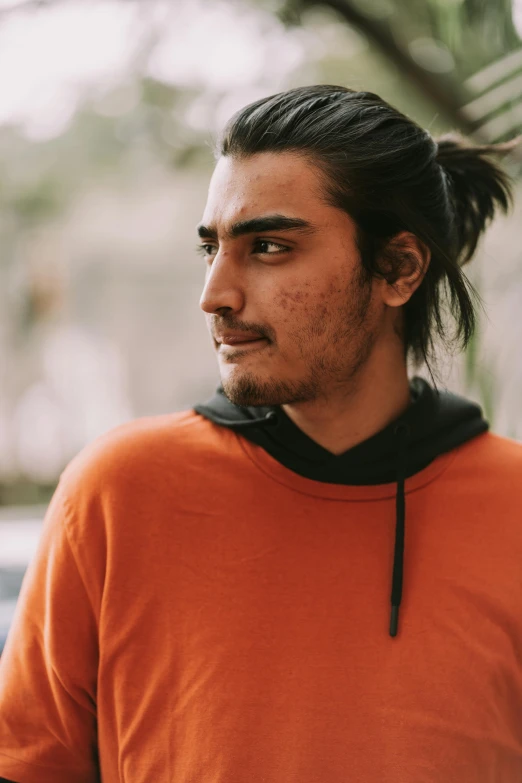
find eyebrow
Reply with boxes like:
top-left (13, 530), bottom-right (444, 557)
top-left (196, 214), bottom-right (317, 240)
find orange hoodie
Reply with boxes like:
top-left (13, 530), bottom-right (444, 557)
top-left (0, 409), bottom-right (522, 782)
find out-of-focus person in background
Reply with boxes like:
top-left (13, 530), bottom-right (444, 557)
top-left (0, 81), bottom-right (521, 782)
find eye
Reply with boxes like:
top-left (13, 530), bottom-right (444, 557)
top-left (195, 243), bottom-right (217, 258)
top-left (195, 239), bottom-right (291, 260)
top-left (253, 240), bottom-right (290, 255)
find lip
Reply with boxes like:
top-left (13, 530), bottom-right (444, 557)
top-left (218, 337), bottom-right (268, 352)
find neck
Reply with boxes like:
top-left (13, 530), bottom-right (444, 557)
top-left (281, 357), bottom-right (412, 457)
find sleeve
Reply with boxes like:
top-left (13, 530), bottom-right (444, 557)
top-left (0, 481), bottom-right (100, 783)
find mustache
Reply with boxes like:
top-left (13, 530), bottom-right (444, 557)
top-left (210, 318), bottom-right (273, 342)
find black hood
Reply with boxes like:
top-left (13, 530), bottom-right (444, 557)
top-left (193, 376), bottom-right (488, 638)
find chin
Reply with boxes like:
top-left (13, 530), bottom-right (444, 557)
top-left (221, 371), bottom-right (317, 408)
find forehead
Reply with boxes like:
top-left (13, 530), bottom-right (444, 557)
top-left (201, 152), bottom-right (326, 229)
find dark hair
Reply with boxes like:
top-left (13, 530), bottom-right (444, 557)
top-left (218, 85), bottom-right (517, 377)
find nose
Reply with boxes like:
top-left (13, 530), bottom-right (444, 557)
top-left (199, 252), bottom-right (244, 315)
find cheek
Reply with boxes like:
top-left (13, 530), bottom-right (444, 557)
top-left (274, 281), bottom-right (333, 339)
top-left (274, 278), bottom-right (334, 312)
top-left (274, 286), bottom-right (308, 312)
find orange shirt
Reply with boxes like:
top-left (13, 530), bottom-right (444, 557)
top-left (0, 411), bottom-right (522, 782)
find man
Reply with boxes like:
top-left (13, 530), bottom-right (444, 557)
top-left (0, 85), bottom-right (521, 782)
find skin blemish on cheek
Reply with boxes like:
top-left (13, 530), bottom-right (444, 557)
top-left (285, 290), bottom-right (306, 305)
top-left (277, 287), bottom-right (309, 310)
top-left (326, 277), bottom-right (345, 295)
top-left (276, 293), bottom-right (290, 311)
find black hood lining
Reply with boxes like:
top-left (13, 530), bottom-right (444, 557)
top-left (193, 377), bottom-right (488, 639)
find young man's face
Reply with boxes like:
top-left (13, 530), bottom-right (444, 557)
top-left (198, 151), bottom-right (388, 408)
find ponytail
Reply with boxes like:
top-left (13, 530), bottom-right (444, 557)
top-left (435, 133), bottom-right (518, 265)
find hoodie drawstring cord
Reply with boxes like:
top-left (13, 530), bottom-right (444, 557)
top-left (218, 409), bottom-right (411, 639)
top-left (390, 422), bottom-right (411, 638)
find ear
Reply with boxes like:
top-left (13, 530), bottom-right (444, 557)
top-left (378, 231), bottom-right (431, 307)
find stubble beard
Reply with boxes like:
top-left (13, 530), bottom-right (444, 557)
top-left (220, 273), bottom-right (376, 409)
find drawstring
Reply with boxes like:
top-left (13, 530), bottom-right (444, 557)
top-left (203, 404), bottom-right (411, 638)
top-left (390, 422), bottom-right (411, 638)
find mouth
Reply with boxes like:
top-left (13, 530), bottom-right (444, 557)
top-left (218, 337), bottom-right (269, 354)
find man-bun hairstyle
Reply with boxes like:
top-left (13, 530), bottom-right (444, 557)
top-left (436, 134), bottom-right (516, 264)
top-left (219, 85), bottom-right (518, 374)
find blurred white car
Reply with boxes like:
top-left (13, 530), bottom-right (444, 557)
top-left (0, 507), bottom-right (45, 655)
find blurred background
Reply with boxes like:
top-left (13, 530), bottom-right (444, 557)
top-left (0, 0), bottom-right (521, 649)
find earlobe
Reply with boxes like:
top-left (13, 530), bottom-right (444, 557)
top-left (382, 278), bottom-right (414, 308)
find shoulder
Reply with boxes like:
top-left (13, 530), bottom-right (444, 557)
top-left (466, 431), bottom-right (522, 461)
top-left (451, 430), bottom-right (522, 483)
top-left (58, 409), bottom-right (234, 504)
